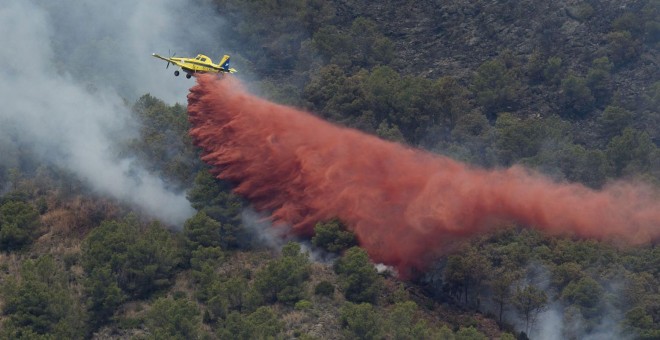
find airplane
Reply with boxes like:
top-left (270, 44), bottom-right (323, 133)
top-left (152, 52), bottom-right (237, 78)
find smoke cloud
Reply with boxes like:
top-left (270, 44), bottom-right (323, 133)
top-left (187, 75), bottom-right (660, 275)
top-left (0, 0), bottom-right (225, 225)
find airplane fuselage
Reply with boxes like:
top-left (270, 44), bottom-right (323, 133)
top-left (152, 53), bottom-right (236, 78)
top-left (173, 57), bottom-right (221, 74)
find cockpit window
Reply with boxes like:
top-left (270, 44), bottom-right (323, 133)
top-left (201, 58), bottom-right (207, 62)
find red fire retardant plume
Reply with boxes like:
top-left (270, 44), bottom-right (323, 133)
top-left (187, 75), bottom-right (660, 275)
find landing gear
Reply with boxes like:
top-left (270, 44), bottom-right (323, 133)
top-left (186, 73), bottom-right (192, 79)
top-left (174, 70), bottom-right (180, 76)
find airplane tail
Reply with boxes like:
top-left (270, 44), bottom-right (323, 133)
top-left (218, 54), bottom-right (237, 73)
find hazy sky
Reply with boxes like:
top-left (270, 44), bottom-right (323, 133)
top-left (0, 0), bottom-right (229, 226)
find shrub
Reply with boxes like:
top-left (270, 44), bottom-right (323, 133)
top-left (314, 280), bottom-right (335, 297)
top-left (295, 299), bottom-right (313, 310)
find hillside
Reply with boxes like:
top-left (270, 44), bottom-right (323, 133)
top-left (342, 0), bottom-right (658, 118)
top-left (0, 0), bottom-right (658, 339)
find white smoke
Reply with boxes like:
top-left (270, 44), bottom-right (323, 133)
top-left (531, 302), bottom-right (629, 340)
top-left (511, 264), bottom-right (630, 340)
top-left (33, 0), bottom-right (228, 104)
top-left (241, 208), bottom-right (290, 250)
top-left (0, 0), bottom-right (227, 225)
top-left (241, 208), bottom-right (338, 263)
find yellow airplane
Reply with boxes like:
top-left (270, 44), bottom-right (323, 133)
top-left (152, 52), bottom-right (237, 78)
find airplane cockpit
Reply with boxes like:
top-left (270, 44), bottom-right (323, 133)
top-left (195, 54), bottom-right (210, 62)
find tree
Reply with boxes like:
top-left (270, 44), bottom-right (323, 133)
top-left (315, 280), bottom-right (335, 297)
top-left (448, 111), bottom-right (494, 166)
top-left (187, 170), bottom-right (248, 249)
top-left (624, 305), bottom-right (660, 339)
top-left (305, 64), bottom-right (460, 144)
top-left (613, 12), bottom-right (645, 37)
top-left (543, 56), bottom-right (563, 86)
top-left (525, 50), bottom-right (546, 84)
top-left (81, 217), bottom-right (182, 300)
top-left (437, 325), bottom-right (456, 340)
top-left (606, 127), bottom-right (656, 176)
top-left (489, 267), bottom-right (519, 324)
top-left (116, 223), bottom-right (182, 298)
top-left (471, 59), bottom-right (521, 118)
top-left (386, 301), bottom-right (431, 340)
top-left (560, 74), bottom-right (595, 118)
top-left (551, 262), bottom-right (584, 291)
top-left (189, 246), bottom-right (225, 305)
top-left (312, 17), bottom-right (393, 70)
top-left (494, 113), bottom-right (546, 165)
top-left (561, 277), bottom-right (603, 319)
top-left (455, 326), bottom-right (487, 340)
top-left (362, 66), bottom-right (434, 142)
top-left (85, 266), bottom-right (125, 328)
top-left (429, 76), bottom-right (471, 130)
top-left (184, 211), bottom-right (224, 251)
top-left (303, 64), bottom-right (351, 118)
top-left (218, 307), bottom-right (282, 340)
top-left (222, 276), bottom-right (250, 313)
top-left (128, 94), bottom-right (200, 190)
top-left (334, 247), bottom-right (382, 303)
top-left (607, 30), bottom-right (641, 66)
top-left (512, 285), bottom-right (548, 335)
top-left (0, 200), bottom-right (39, 251)
top-left (597, 106), bottom-right (633, 143)
top-left (340, 302), bottom-right (382, 340)
top-left (376, 120), bottom-right (406, 143)
top-left (145, 297), bottom-right (202, 340)
top-left (312, 219), bottom-right (357, 253)
top-left (523, 138), bottom-right (611, 188)
top-left (586, 57), bottom-right (613, 106)
top-left (443, 247), bottom-right (491, 308)
top-left (444, 255), bottom-right (467, 303)
top-left (252, 242), bottom-right (311, 305)
top-left (1, 256), bottom-right (86, 339)
top-left (496, 113), bottom-right (573, 167)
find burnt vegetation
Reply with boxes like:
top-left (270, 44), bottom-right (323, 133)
top-left (0, 0), bottom-right (658, 339)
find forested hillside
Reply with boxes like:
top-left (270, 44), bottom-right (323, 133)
top-left (0, 0), bottom-right (658, 339)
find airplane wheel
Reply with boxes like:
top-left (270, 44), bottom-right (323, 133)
top-left (186, 73), bottom-right (192, 79)
top-left (174, 70), bottom-right (180, 76)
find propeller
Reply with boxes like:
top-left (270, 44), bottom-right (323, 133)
top-left (166, 49), bottom-right (176, 69)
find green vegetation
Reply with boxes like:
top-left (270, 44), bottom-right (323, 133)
top-left (81, 216), bottom-right (183, 327)
top-left (0, 200), bottom-right (40, 251)
top-left (1, 256), bottom-right (86, 339)
top-left (187, 170), bottom-right (249, 249)
top-left (312, 219), bottom-right (357, 253)
top-left (217, 307), bottom-right (283, 339)
top-left (334, 247), bottom-right (382, 303)
top-left (471, 59), bottom-right (521, 118)
top-left (435, 228), bottom-right (660, 338)
top-left (128, 94), bottom-right (200, 190)
top-left (340, 302), bottom-right (382, 339)
top-left (145, 297), bottom-right (202, 340)
top-left (252, 242), bottom-right (311, 305)
top-left (1, 0), bottom-right (658, 338)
